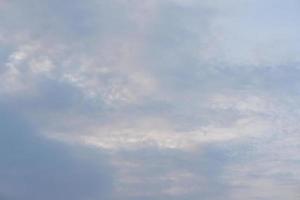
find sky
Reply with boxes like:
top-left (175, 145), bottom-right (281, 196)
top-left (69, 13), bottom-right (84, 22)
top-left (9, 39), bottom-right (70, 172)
top-left (0, 0), bottom-right (300, 199)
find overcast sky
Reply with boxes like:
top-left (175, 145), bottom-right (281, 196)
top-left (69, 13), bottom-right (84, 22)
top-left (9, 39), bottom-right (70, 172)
top-left (1, 0), bottom-right (300, 199)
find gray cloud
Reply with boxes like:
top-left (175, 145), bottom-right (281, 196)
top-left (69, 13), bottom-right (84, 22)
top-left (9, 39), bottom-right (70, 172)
top-left (110, 145), bottom-right (229, 200)
top-left (0, 104), bottom-right (113, 200)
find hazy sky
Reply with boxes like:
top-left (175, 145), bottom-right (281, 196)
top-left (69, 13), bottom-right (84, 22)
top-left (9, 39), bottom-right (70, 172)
top-left (1, 0), bottom-right (300, 199)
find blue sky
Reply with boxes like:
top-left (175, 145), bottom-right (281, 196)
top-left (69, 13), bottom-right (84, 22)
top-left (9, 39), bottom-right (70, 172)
top-left (1, 0), bottom-right (300, 199)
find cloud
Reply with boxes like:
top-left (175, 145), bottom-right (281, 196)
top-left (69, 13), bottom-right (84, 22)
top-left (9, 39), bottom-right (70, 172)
top-left (1, 0), bottom-right (300, 199)
top-left (0, 104), bottom-right (113, 200)
top-left (110, 145), bottom-right (231, 200)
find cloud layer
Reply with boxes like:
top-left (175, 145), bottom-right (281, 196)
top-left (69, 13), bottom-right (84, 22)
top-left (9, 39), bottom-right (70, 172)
top-left (1, 0), bottom-right (300, 199)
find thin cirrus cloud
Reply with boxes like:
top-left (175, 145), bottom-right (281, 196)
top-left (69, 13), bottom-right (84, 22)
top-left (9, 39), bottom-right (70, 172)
top-left (0, 0), bottom-right (300, 199)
